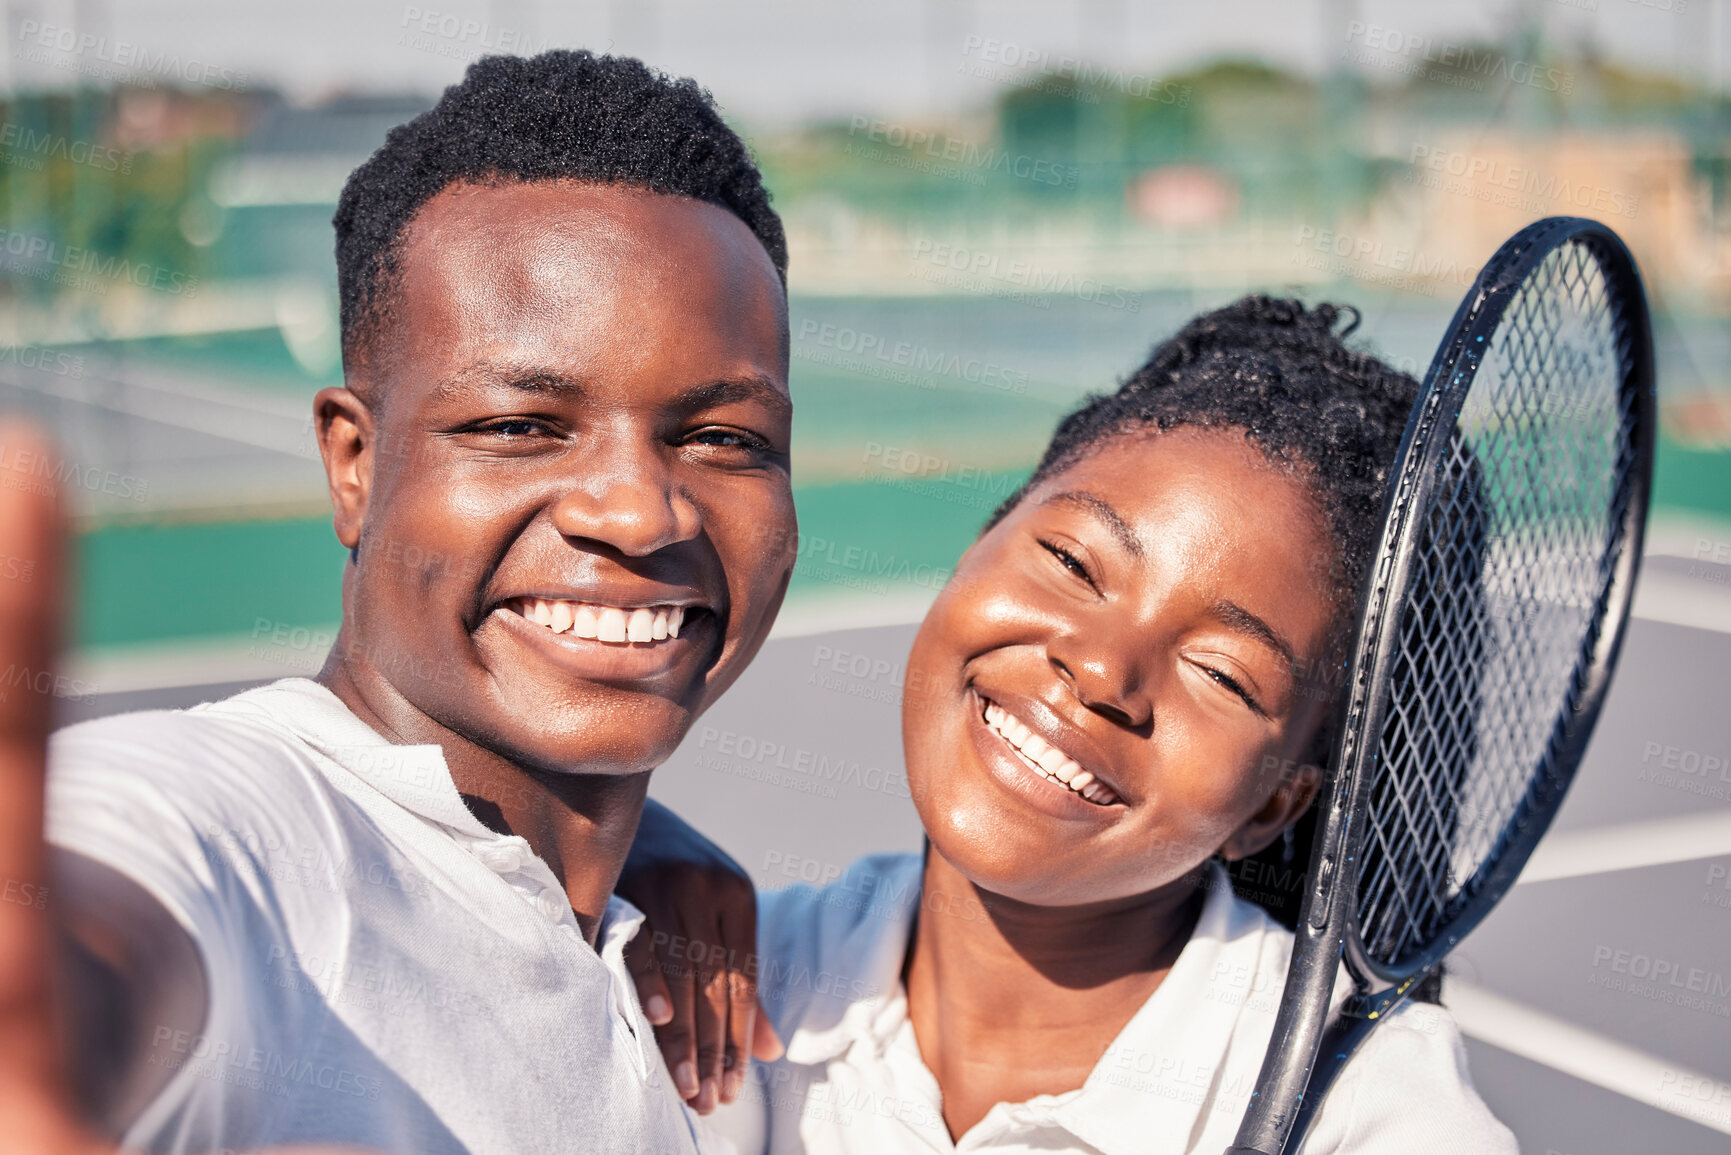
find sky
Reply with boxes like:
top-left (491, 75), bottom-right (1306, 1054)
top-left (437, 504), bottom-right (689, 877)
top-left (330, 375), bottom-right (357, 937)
top-left (1, 0), bottom-right (1725, 126)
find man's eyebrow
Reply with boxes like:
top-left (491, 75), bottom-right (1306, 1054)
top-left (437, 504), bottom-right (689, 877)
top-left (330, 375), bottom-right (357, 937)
top-left (1212, 600), bottom-right (1297, 671)
top-left (1039, 489), bottom-right (1144, 558)
top-left (672, 375), bottom-right (792, 420)
top-left (427, 368), bottom-right (790, 419)
top-left (431, 365), bottom-right (587, 401)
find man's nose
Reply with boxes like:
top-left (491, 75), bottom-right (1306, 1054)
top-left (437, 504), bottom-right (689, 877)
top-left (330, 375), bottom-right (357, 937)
top-left (548, 437), bottom-right (702, 557)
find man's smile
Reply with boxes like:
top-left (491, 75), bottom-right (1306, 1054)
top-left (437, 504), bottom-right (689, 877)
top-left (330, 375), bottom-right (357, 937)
top-left (507, 597), bottom-right (688, 644)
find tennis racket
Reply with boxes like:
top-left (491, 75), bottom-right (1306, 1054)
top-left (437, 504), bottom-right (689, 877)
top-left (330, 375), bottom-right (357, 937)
top-left (1227, 216), bottom-right (1656, 1155)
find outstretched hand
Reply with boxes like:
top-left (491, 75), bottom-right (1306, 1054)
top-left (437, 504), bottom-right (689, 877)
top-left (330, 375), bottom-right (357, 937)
top-left (0, 420), bottom-right (371, 1155)
top-left (617, 798), bottom-right (782, 1115)
top-left (0, 421), bottom-right (99, 1154)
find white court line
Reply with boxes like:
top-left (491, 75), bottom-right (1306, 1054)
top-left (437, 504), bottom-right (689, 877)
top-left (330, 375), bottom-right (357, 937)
top-left (1631, 566), bottom-right (1731, 637)
top-left (1446, 980), bottom-right (1731, 1137)
top-left (1518, 811), bottom-right (1731, 885)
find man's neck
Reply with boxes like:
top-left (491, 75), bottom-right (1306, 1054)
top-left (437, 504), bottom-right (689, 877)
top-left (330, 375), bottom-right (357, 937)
top-left (317, 650), bottom-right (649, 947)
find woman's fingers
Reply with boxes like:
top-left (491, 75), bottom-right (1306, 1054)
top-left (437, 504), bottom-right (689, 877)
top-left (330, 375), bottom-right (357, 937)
top-left (621, 929), bottom-right (673, 1027)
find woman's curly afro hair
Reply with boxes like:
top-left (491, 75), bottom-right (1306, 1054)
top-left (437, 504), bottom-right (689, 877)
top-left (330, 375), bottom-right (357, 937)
top-left (991, 295), bottom-right (1420, 616)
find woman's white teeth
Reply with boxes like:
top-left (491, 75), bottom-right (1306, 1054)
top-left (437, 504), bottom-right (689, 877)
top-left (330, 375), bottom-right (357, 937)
top-left (517, 599), bottom-right (686, 645)
top-left (597, 607), bottom-right (627, 642)
top-left (982, 701), bottom-right (1120, 805)
top-left (1079, 780), bottom-right (1117, 805)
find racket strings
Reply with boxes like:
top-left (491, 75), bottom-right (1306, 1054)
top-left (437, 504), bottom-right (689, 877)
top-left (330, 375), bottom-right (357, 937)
top-left (1355, 239), bottom-right (1639, 967)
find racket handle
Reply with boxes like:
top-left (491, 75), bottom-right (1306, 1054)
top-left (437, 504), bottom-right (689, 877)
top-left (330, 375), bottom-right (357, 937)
top-left (1225, 1148), bottom-right (1277, 1155)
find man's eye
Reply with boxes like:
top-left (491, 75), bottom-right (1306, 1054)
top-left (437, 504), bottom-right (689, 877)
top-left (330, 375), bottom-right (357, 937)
top-left (687, 428), bottom-right (771, 451)
top-left (485, 419), bottom-right (550, 437)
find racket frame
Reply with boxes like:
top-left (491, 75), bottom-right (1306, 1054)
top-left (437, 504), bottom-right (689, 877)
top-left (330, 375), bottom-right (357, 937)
top-left (1228, 216), bottom-right (1656, 1155)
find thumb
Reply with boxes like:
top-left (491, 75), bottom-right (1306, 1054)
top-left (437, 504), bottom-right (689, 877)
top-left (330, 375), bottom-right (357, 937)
top-left (0, 421), bottom-right (92, 1151)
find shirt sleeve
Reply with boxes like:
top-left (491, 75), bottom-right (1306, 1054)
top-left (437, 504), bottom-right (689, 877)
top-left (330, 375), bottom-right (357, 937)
top-left (44, 714), bottom-right (313, 1152)
top-left (48, 719), bottom-right (235, 955)
top-left (1306, 1000), bottom-right (1519, 1154)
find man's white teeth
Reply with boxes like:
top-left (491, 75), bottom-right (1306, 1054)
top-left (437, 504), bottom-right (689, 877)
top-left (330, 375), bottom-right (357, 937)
top-left (982, 700), bottom-right (1121, 805)
top-left (516, 599), bottom-right (686, 645)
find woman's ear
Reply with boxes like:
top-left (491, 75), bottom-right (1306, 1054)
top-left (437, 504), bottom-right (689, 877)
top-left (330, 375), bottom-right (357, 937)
top-left (1219, 758), bottom-right (1321, 862)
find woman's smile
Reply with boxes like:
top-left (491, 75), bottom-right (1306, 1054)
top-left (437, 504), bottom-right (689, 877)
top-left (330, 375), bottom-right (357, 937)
top-left (904, 427), bottom-right (1339, 907)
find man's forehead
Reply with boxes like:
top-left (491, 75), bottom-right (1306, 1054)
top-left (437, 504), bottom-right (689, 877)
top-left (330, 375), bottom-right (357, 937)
top-left (397, 179), bottom-right (774, 285)
top-left (355, 181), bottom-right (787, 410)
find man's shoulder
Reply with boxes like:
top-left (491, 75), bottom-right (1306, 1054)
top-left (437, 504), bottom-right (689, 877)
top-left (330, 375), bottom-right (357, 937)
top-left (47, 680), bottom-right (348, 831)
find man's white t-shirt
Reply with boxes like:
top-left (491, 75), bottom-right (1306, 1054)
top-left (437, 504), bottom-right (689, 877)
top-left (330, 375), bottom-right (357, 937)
top-left (715, 853), bottom-right (1517, 1155)
top-left (46, 677), bottom-right (717, 1154)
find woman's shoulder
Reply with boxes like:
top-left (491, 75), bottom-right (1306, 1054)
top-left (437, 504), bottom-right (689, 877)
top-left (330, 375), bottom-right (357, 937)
top-left (753, 852), bottom-right (923, 1048)
top-left (757, 852), bottom-right (923, 948)
top-left (1307, 997), bottom-right (1518, 1154)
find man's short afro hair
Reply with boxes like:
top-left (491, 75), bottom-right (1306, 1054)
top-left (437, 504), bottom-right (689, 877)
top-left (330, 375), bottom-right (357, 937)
top-left (333, 49), bottom-right (786, 364)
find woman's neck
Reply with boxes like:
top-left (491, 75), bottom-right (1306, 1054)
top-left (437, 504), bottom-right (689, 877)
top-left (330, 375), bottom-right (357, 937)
top-left (904, 848), bottom-right (1205, 1141)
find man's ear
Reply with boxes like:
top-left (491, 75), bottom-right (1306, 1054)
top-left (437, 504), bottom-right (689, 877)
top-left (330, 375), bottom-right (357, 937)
top-left (1219, 759), bottom-right (1322, 863)
top-left (313, 387), bottom-right (375, 553)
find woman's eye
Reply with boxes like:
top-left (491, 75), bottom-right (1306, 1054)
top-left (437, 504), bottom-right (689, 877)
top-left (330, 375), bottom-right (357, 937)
top-left (1203, 666), bottom-right (1263, 715)
top-left (1040, 540), bottom-right (1096, 588)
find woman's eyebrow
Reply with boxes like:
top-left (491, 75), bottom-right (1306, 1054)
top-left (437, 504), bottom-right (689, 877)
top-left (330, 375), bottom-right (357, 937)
top-left (1038, 489), bottom-right (1144, 557)
top-left (1211, 600), bottom-right (1297, 670)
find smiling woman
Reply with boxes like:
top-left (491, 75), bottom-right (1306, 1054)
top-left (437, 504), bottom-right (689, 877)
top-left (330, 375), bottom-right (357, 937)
top-left (678, 296), bottom-right (1519, 1155)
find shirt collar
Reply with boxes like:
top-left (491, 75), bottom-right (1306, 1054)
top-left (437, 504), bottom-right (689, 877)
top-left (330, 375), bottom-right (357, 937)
top-left (1044, 859), bottom-right (1280, 1155)
top-left (774, 855), bottom-right (1283, 1155)
top-left (778, 853), bottom-right (925, 1067)
top-left (220, 677), bottom-right (494, 840)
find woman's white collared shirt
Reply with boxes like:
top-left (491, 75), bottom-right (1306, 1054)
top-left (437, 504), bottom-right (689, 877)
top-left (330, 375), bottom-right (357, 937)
top-left (715, 853), bottom-right (1515, 1155)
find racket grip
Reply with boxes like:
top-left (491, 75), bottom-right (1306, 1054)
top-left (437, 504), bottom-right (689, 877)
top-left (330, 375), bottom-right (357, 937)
top-left (1225, 1147), bottom-right (1277, 1154)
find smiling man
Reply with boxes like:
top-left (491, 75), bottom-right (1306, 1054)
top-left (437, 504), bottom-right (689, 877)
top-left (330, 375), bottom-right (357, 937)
top-left (4, 50), bottom-right (795, 1154)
